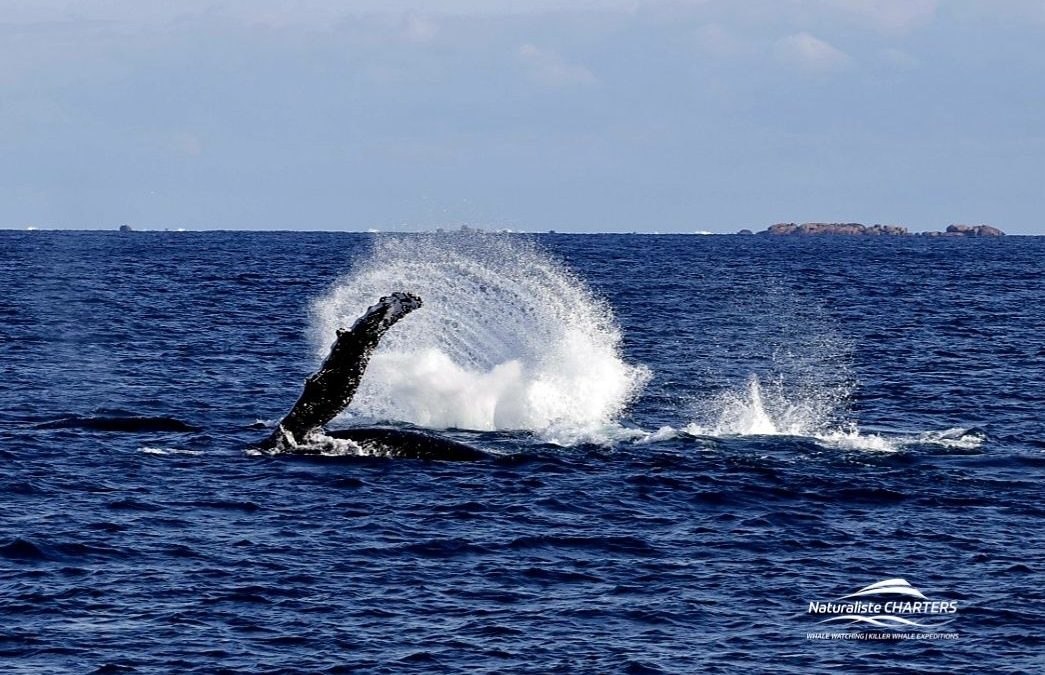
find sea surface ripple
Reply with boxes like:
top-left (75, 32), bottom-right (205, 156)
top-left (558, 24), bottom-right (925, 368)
top-left (1, 231), bottom-right (1043, 673)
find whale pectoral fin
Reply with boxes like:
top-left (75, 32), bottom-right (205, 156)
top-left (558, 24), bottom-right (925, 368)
top-left (260, 292), bottom-right (423, 451)
top-left (348, 291), bottom-right (423, 340)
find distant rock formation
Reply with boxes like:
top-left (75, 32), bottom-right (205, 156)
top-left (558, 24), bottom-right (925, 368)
top-left (737, 229), bottom-right (753, 235)
top-left (748, 222), bottom-right (1005, 237)
top-left (759, 222), bottom-right (908, 236)
top-left (118, 224), bottom-right (133, 232)
top-left (921, 224), bottom-right (1005, 237)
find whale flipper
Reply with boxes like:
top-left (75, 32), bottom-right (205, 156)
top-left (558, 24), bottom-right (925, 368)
top-left (263, 292), bottom-right (422, 450)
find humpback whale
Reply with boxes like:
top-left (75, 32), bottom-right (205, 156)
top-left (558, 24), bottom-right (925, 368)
top-left (261, 292), bottom-right (488, 461)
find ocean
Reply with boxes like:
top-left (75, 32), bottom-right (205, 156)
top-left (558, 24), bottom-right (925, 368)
top-left (1, 231), bottom-right (1042, 673)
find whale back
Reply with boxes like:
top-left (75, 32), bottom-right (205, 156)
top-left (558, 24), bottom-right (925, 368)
top-left (326, 430), bottom-right (489, 461)
top-left (326, 427), bottom-right (488, 461)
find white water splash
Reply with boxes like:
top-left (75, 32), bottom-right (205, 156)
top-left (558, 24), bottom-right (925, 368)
top-left (632, 425), bottom-right (681, 445)
top-left (138, 447), bottom-right (202, 456)
top-left (296, 430), bottom-right (367, 457)
top-left (683, 373), bottom-right (897, 451)
top-left (682, 374), bottom-right (985, 453)
top-left (686, 373), bottom-right (849, 437)
top-left (814, 427), bottom-right (985, 453)
top-left (911, 427), bottom-right (987, 450)
top-left (312, 234), bottom-right (650, 440)
top-left (814, 428), bottom-right (902, 453)
top-left (250, 429), bottom-right (377, 458)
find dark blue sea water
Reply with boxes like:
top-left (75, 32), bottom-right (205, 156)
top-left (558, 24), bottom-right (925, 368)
top-left (2, 231), bottom-right (1043, 674)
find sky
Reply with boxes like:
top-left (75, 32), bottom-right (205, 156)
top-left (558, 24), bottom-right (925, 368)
top-left (1, 0), bottom-right (1043, 233)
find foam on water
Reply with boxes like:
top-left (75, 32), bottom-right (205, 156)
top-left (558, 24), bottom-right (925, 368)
top-left (138, 447), bottom-right (203, 456)
top-left (313, 233), bottom-right (650, 440)
top-left (911, 427), bottom-right (987, 451)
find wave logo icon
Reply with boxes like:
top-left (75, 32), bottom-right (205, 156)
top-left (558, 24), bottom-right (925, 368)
top-left (807, 578), bottom-right (959, 635)
top-left (839, 578), bottom-right (928, 601)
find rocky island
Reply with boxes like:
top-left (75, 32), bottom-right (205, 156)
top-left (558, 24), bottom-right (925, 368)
top-left (923, 224), bottom-right (1005, 237)
top-left (749, 223), bottom-right (1004, 237)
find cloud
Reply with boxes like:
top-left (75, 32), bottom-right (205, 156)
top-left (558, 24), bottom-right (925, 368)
top-left (518, 44), bottom-right (597, 87)
top-left (773, 32), bottom-right (852, 74)
top-left (694, 23), bottom-right (749, 59)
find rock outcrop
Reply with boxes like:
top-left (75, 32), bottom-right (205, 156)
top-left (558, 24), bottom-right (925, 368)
top-left (748, 222), bottom-right (1005, 237)
top-left (759, 222), bottom-right (908, 236)
top-left (922, 224), bottom-right (1005, 237)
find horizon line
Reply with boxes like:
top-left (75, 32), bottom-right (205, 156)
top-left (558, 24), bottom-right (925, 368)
top-left (4, 227), bottom-right (1041, 236)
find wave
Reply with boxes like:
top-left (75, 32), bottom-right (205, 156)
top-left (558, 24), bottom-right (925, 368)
top-left (312, 233), bottom-right (649, 440)
top-left (841, 578), bottom-right (928, 600)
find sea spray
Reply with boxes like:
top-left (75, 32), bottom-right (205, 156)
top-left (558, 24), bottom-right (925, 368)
top-left (686, 373), bottom-right (852, 437)
top-left (683, 373), bottom-right (986, 453)
top-left (682, 372), bottom-right (903, 452)
top-left (312, 233), bottom-right (650, 437)
top-left (682, 284), bottom-right (872, 445)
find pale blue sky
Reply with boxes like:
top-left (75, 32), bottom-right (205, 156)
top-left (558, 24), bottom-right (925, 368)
top-left (2, 0), bottom-right (1043, 233)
